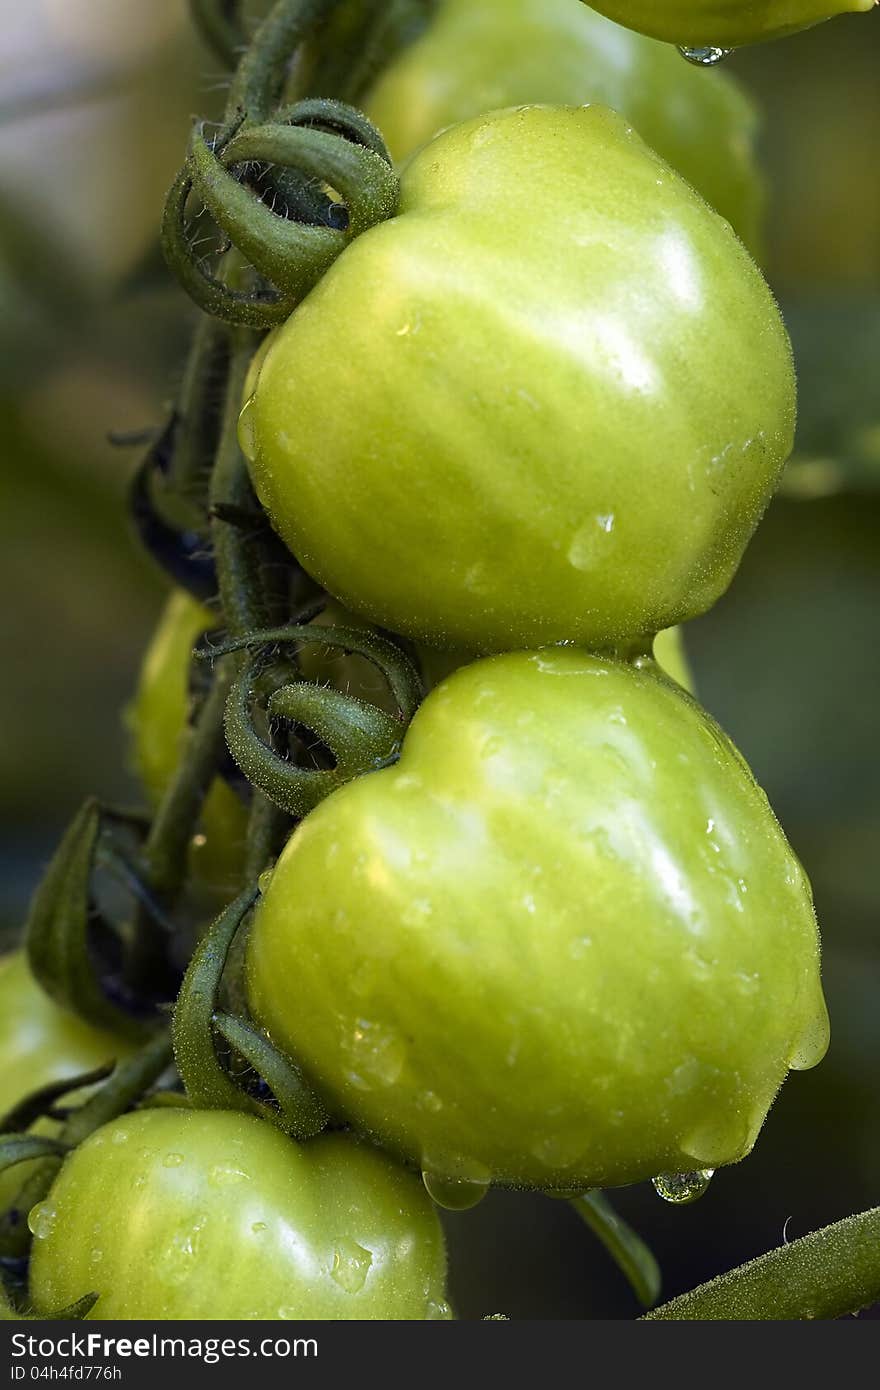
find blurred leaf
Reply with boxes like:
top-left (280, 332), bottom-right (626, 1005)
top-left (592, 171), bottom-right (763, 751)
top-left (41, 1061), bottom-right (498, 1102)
top-left (782, 296), bottom-right (880, 497)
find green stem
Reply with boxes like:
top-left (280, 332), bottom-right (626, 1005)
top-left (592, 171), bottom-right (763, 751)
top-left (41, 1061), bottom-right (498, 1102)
top-left (190, 0), bottom-right (247, 68)
top-left (643, 1207), bottom-right (880, 1320)
top-left (569, 1191), bottom-right (662, 1310)
top-left (165, 315), bottom-right (230, 521)
top-left (226, 0), bottom-right (344, 125)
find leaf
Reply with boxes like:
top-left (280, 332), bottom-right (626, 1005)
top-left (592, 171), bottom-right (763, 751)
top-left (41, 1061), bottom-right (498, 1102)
top-left (643, 1207), bottom-right (880, 1319)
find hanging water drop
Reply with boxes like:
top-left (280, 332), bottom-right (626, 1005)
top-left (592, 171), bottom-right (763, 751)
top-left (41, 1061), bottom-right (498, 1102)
top-left (652, 1168), bottom-right (715, 1204)
top-left (422, 1158), bottom-right (491, 1212)
top-left (27, 1201), bottom-right (57, 1240)
top-left (678, 46), bottom-right (734, 67)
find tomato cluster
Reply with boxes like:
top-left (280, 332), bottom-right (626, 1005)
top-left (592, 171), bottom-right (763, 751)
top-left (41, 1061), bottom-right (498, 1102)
top-left (10, 0), bottom-right (853, 1323)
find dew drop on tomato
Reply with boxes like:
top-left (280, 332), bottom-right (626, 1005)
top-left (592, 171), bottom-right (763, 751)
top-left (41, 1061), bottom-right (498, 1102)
top-left (652, 1169), bottom-right (715, 1204)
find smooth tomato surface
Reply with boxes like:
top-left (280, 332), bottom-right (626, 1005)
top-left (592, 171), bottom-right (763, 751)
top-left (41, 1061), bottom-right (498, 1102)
top-left (581, 0), bottom-right (874, 47)
top-left (248, 651), bottom-right (828, 1192)
top-left (28, 1110), bottom-right (451, 1320)
top-left (365, 0), bottom-right (764, 251)
top-left (244, 105), bottom-right (795, 654)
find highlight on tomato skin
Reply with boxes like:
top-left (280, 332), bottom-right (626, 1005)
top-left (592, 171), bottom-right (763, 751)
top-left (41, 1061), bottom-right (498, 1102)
top-left (242, 104), bottom-right (796, 657)
top-left (579, 0), bottom-right (877, 49)
top-left (247, 649), bottom-right (829, 1199)
top-left (363, 0), bottom-right (765, 253)
top-left (27, 1110), bottom-right (453, 1321)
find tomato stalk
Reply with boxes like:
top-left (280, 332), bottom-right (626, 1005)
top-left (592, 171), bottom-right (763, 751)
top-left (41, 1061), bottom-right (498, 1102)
top-left (190, 0), bottom-right (248, 69)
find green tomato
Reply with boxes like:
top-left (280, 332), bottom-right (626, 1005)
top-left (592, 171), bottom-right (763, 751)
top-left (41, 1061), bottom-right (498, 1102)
top-left (127, 590), bottom-right (247, 901)
top-left (581, 0), bottom-right (875, 48)
top-left (652, 626), bottom-right (694, 692)
top-left (242, 105), bottom-right (795, 655)
top-left (364, 0), bottom-right (764, 252)
top-left (248, 650), bottom-right (828, 1194)
top-left (0, 953), bottom-right (133, 1211)
top-left (28, 1110), bottom-right (451, 1320)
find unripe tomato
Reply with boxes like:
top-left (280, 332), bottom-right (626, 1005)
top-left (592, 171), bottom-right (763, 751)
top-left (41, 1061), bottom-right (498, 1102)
top-left (248, 651), bottom-right (827, 1194)
top-left (580, 0), bottom-right (875, 48)
top-left (0, 953), bottom-right (133, 1211)
top-left (28, 1110), bottom-right (451, 1320)
top-left (242, 106), bottom-right (795, 654)
top-left (652, 626), bottom-right (694, 692)
top-left (127, 591), bottom-right (247, 901)
top-left (364, 0), bottom-right (764, 252)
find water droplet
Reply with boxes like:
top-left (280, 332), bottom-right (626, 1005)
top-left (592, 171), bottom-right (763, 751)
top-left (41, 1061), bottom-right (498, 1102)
top-left (89, 1247), bottom-right (102, 1265)
top-left (258, 866), bottom-right (274, 896)
top-left (163, 1152), bottom-right (184, 1168)
top-left (678, 45), bottom-right (734, 66)
top-left (27, 1202), bottom-right (56, 1240)
top-left (789, 998), bottom-right (831, 1071)
top-left (237, 396), bottom-right (257, 462)
top-left (209, 1164), bottom-right (250, 1186)
top-left (653, 1169), bottom-right (715, 1204)
top-left (346, 1020), bottom-right (407, 1087)
top-left (425, 1299), bottom-right (453, 1319)
top-left (277, 1306), bottom-right (298, 1319)
top-left (251, 1221), bottom-right (268, 1235)
top-left (567, 514), bottom-right (617, 571)
top-left (422, 1156), bottom-right (492, 1211)
top-left (419, 1089), bottom-right (444, 1114)
top-left (330, 1238), bottom-right (373, 1294)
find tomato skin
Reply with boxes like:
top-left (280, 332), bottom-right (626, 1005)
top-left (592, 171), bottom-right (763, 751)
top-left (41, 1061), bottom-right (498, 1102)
top-left (364, 0), bottom-right (763, 252)
top-left (127, 591), bottom-right (247, 901)
top-left (0, 953), bottom-right (133, 1210)
top-left (248, 650), bottom-right (827, 1192)
top-left (244, 105), bottom-right (795, 655)
top-left (28, 1110), bottom-right (451, 1320)
top-left (581, 0), bottom-right (874, 47)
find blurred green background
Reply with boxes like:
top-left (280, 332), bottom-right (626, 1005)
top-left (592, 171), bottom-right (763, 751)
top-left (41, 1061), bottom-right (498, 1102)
top-left (0, 2), bottom-right (877, 1319)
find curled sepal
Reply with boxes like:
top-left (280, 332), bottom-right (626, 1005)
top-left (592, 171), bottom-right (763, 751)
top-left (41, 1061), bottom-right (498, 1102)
top-left (212, 623), bottom-right (423, 818)
top-left (172, 888), bottom-right (327, 1137)
top-left (34, 1293), bottom-right (99, 1322)
top-left (163, 101), bottom-right (398, 326)
top-left (0, 1135), bottom-right (68, 1176)
top-left (25, 801), bottom-right (156, 1042)
top-left (643, 1207), bottom-right (880, 1320)
top-left (568, 1191), bottom-right (662, 1310)
top-left (0, 1064), bottom-right (114, 1135)
top-left (213, 1011), bottom-right (328, 1139)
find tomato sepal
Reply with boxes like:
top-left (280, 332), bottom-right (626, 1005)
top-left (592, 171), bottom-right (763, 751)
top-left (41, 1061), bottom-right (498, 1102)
top-left (172, 887), bottom-right (327, 1139)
